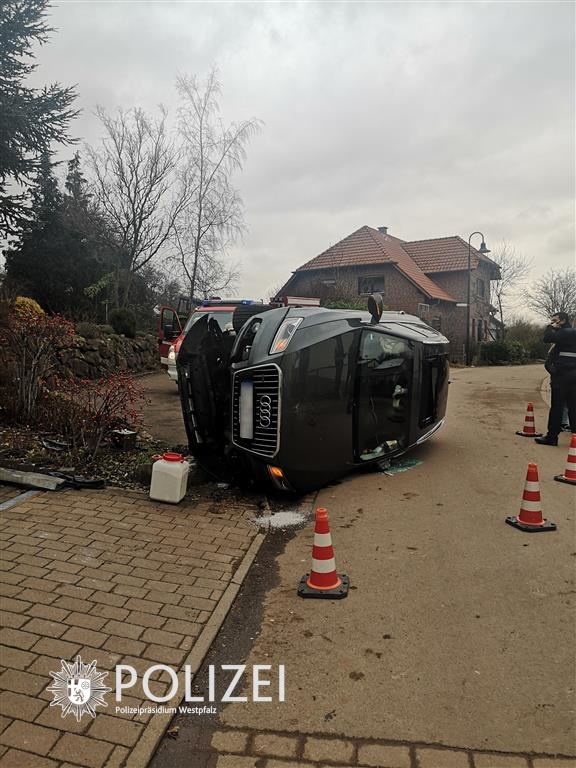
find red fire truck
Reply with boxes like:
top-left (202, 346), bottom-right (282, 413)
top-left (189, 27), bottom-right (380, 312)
top-left (158, 297), bottom-right (320, 382)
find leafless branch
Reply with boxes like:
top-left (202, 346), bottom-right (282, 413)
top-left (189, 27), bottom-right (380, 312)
top-left (85, 106), bottom-right (188, 305)
top-left (489, 240), bottom-right (532, 329)
top-left (168, 68), bottom-right (262, 300)
top-left (526, 267), bottom-right (576, 320)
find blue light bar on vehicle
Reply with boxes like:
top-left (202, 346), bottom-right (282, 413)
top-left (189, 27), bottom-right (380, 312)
top-left (200, 298), bottom-right (258, 307)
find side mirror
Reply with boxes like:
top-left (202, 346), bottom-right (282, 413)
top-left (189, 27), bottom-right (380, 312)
top-left (367, 293), bottom-right (384, 324)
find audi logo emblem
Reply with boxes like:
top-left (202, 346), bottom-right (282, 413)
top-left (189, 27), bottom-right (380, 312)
top-left (258, 395), bottom-right (272, 428)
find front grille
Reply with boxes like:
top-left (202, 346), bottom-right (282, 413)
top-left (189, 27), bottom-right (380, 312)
top-left (232, 364), bottom-right (280, 458)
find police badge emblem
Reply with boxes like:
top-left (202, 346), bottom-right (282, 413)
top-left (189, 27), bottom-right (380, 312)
top-left (48, 656), bottom-right (111, 721)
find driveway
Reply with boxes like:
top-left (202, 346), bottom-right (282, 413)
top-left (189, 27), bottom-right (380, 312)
top-left (140, 372), bottom-right (187, 447)
top-left (154, 363), bottom-right (575, 767)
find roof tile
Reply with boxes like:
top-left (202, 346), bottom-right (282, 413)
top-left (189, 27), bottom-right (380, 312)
top-left (297, 226), bottom-right (457, 303)
top-left (403, 236), bottom-right (499, 274)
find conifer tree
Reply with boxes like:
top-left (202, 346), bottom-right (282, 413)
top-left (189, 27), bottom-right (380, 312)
top-left (0, 0), bottom-right (78, 233)
top-left (5, 152), bottom-right (111, 318)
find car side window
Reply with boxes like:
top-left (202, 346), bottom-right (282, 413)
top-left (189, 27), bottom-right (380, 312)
top-left (359, 331), bottom-right (411, 368)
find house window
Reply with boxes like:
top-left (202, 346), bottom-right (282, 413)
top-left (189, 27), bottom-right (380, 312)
top-left (358, 276), bottom-right (385, 295)
top-left (476, 278), bottom-right (485, 297)
top-left (417, 303), bottom-right (430, 315)
top-left (477, 319), bottom-right (484, 341)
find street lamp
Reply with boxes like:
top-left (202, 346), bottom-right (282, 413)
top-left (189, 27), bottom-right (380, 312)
top-left (466, 231), bottom-right (490, 366)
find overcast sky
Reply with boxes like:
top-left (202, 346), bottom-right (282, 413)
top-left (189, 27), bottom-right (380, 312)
top-left (32, 0), bottom-right (575, 306)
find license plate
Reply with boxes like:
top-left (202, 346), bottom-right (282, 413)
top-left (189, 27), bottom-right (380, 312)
top-left (239, 381), bottom-right (254, 440)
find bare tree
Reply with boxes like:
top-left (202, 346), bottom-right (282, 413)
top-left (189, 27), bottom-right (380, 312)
top-left (303, 259), bottom-right (367, 309)
top-left (266, 282), bottom-right (286, 302)
top-left (86, 107), bottom-right (186, 306)
top-left (489, 240), bottom-right (532, 331)
top-left (172, 225), bottom-right (240, 299)
top-left (171, 70), bottom-right (261, 301)
top-left (526, 267), bottom-right (576, 320)
top-left (194, 253), bottom-right (240, 299)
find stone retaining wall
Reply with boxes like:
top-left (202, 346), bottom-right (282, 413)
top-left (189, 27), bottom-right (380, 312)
top-left (57, 332), bottom-right (159, 379)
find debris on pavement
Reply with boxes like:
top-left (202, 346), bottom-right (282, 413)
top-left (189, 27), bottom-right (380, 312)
top-left (252, 510), bottom-right (309, 530)
top-left (0, 466), bottom-right (66, 491)
top-left (0, 466), bottom-right (106, 491)
top-left (379, 457), bottom-right (423, 475)
top-left (43, 470), bottom-right (106, 490)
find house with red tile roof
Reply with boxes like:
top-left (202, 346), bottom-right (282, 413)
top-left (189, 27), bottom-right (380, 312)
top-left (277, 225), bottom-right (501, 361)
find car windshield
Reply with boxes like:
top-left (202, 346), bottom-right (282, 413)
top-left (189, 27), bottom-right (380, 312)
top-left (183, 310), bottom-right (235, 335)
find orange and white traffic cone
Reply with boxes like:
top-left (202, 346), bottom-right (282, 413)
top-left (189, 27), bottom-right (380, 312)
top-left (298, 507), bottom-right (349, 599)
top-left (506, 462), bottom-right (556, 532)
top-left (515, 402), bottom-right (543, 437)
top-left (554, 433), bottom-right (576, 486)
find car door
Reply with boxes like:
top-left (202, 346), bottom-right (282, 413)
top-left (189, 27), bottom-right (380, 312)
top-left (354, 329), bottom-right (414, 461)
top-left (158, 306), bottom-right (183, 369)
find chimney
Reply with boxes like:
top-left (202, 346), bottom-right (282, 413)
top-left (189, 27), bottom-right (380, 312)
top-left (378, 226), bottom-right (388, 235)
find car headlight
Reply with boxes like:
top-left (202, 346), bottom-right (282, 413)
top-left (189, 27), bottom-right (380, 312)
top-left (269, 317), bottom-right (303, 355)
top-left (168, 345), bottom-right (176, 361)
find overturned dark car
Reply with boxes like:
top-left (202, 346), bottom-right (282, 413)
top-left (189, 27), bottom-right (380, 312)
top-left (176, 296), bottom-right (450, 494)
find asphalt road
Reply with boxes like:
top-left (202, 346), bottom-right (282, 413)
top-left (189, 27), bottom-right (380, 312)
top-left (210, 364), bottom-right (575, 755)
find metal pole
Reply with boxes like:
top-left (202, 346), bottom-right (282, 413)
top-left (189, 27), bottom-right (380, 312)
top-left (466, 232), bottom-right (487, 367)
top-left (466, 241), bottom-right (471, 366)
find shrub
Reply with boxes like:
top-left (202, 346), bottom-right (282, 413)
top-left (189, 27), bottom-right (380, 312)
top-left (505, 319), bottom-right (548, 360)
top-left (14, 296), bottom-right (44, 317)
top-left (479, 340), bottom-right (528, 365)
top-left (0, 308), bottom-right (75, 423)
top-left (76, 322), bottom-right (101, 339)
top-left (109, 309), bottom-right (136, 338)
top-left (98, 324), bottom-right (115, 336)
top-left (40, 372), bottom-right (146, 460)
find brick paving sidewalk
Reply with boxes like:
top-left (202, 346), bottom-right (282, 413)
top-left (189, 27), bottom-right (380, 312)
top-left (0, 487), bottom-right (263, 768)
top-left (0, 486), bottom-right (22, 506)
top-left (206, 727), bottom-right (575, 768)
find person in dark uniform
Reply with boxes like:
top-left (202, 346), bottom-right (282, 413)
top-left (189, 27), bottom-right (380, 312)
top-left (535, 311), bottom-right (576, 445)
